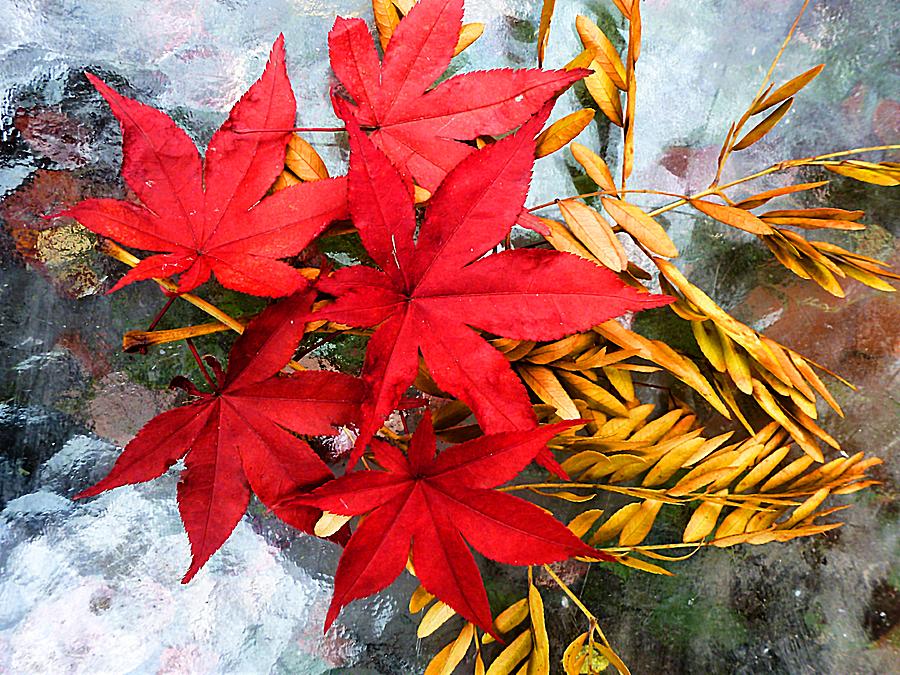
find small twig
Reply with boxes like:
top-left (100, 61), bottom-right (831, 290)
top-left (185, 338), bottom-right (216, 389)
top-left (712, 0), bottom-right (811, 183)
top-left (98, 240), bottom-right (309, 370)
top-left (232, 126), bottom-right (346, 134)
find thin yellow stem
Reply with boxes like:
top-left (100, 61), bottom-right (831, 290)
top-left (647, 143), bottom-right (900, 218)
top-left (713, 0), bottom-right (811, 183)
top-left (99, 240), bottom-right (307, 370)
top-left (541, 564), bottom-right (596, 622)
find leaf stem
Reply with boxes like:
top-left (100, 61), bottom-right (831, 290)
top-left (232, 126), bottom-right (346, 134)
top-left (526, 188), bottom-right (689, 213)
top-left (541, 564), bottom-right (613, 649)
top-left (147, 295), bottom-right (177, 331)
top-left (712, 0), bottom-right (811, 183)
top-left (648, 143), bottom-right (900, 218)
top-left (97, 240), bottom-right (313, 370)
top-left (185, 338), bottom-right (216, 389)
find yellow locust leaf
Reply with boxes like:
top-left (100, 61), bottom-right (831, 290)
top-left (618, 499), bottom-right (663, 546)
top-left (734, 180), bottom-right (829, 210)
top-left (519, 365), bottom-right (581, 419)
top-left (418, 601), bottom-right (457, 638)
top-left (717, 325), bottom-right (753, 395)
top-left (409, 585), bottom-right (435, 613)
top-left (570, 142), bottom-right (618, 195)
top-left (541, 217), bottom-right (602, 264)
top-left (715, 507), bottom-right (756, 539)
top-left (592, 502), bottom-right (641, 544)
top-left (272, 170), bottom-right (300, 191)
top-left (733, 98), bottom-right (793, 151)
top-left (558, 371), bottom-right (629, 417)
top-left (602, 197), bottom-right (679, 257)
top-left (424, 641), bottom-right (454, 675)
top-left (683, 492), bottom-right (727, 542)
top-left (825, 160), bottom-right (900, 186)
top-left (629, 409), bottom-right (684, 445)
top-left (753, 64), bottom-right (824, 113)
top-left (314, 511), bottom-right (351, 537)
top-left (537, 0), bottom-right (555, 66)
top-left (558, 199), bottom-right (628, 271)
top-left (567, 509), bottom-right (606, 538)
top-left (455, 23), bottom-right (484, 55)
top-left (690, 199), bottom-right (774, 235)
top-left (486, 630), bottom-right (533, 675)
top-left (760, 455), bottom-right (816, 492)
top-left (372, 0), bottom-right (400, 49)
top-left (781, 487), bottom-right (830, 529)
top-left (584, 65), bottom-right (624, 126)
top-left (483, 598), bottom-right (529, 644)
top-left (734, 446), bottom-right (791, 493)
top-left (438, 623), bottom-right (474, 675)
top-left (751, 380), bottom-right (824, 462)
top-left (616, 554), bottom-right (674, 576)
top-left (575, 15), bottom-right (627, 89)
top-left (535, 110), bottom-right (595, 158)
top-left (565, 48), bottom-right (595, 71)
top-left (691, 320), bottom-right (726, 372)
top-left (603, 366), bottom-right (635, 401)
top-left (642, 437), bottom-right (706, 487)
top-left (527, 584), bottom-right (550, 675)
top-left (562, 633), bottom-right (588, 675)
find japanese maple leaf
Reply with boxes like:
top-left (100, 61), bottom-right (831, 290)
top-left (329, 0), bottom-right (588, 192)
top-left (75, 290), bottom-right (365, 581)
top-left (301, 413), bottom-right (608, 635)
top-left (60, 36), bottom-right (348, 297)
top-left (316, 105), bottom-right (672, 468)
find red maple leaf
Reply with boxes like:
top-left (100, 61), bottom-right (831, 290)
top-left (316, 106), bottom-right (672, 468)
top-left (301, 412), bottom-right (608, 636)
top-left (75, 291), bottom-right (365, 581)
top-left (60, 36), bottom-right (348, 297)
top-left (329, 0), bottom-right (588, 192)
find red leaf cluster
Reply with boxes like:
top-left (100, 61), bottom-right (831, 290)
top-left (329, 0), bottom-right (588, 192)
top-left (67, 0), bottom-right (672, 637)
top-left (61, 37), bottom-right (348, 297)
top-left (77, 291), bottom-right (365, 580)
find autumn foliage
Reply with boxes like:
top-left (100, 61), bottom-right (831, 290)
top-left (48, 0), bottom-right (896, 672)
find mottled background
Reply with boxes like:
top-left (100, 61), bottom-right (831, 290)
top-left (0, 0), bottom-right (897, 672)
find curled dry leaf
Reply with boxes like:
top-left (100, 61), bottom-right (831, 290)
top-left (537, 0), bottom-right (556, 66)
top-left (570, 142), bottom-right (618, 195)
top-left (535, 109), bottom-right (595, 158)
top-left (575, 15), bottom-right (627, 89)
top-left (557, 199), bottom-right (628, 271)
top-left (690, 199), bottom-right (774, 235)
top-left (733, 98), bottom-right (793, 151)
top-left (601, 197), bottom-right (679, 257)
top-left (752, 64), bottom-right (824, 114)
top-left (824, 160), bottom-right (900, 186)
